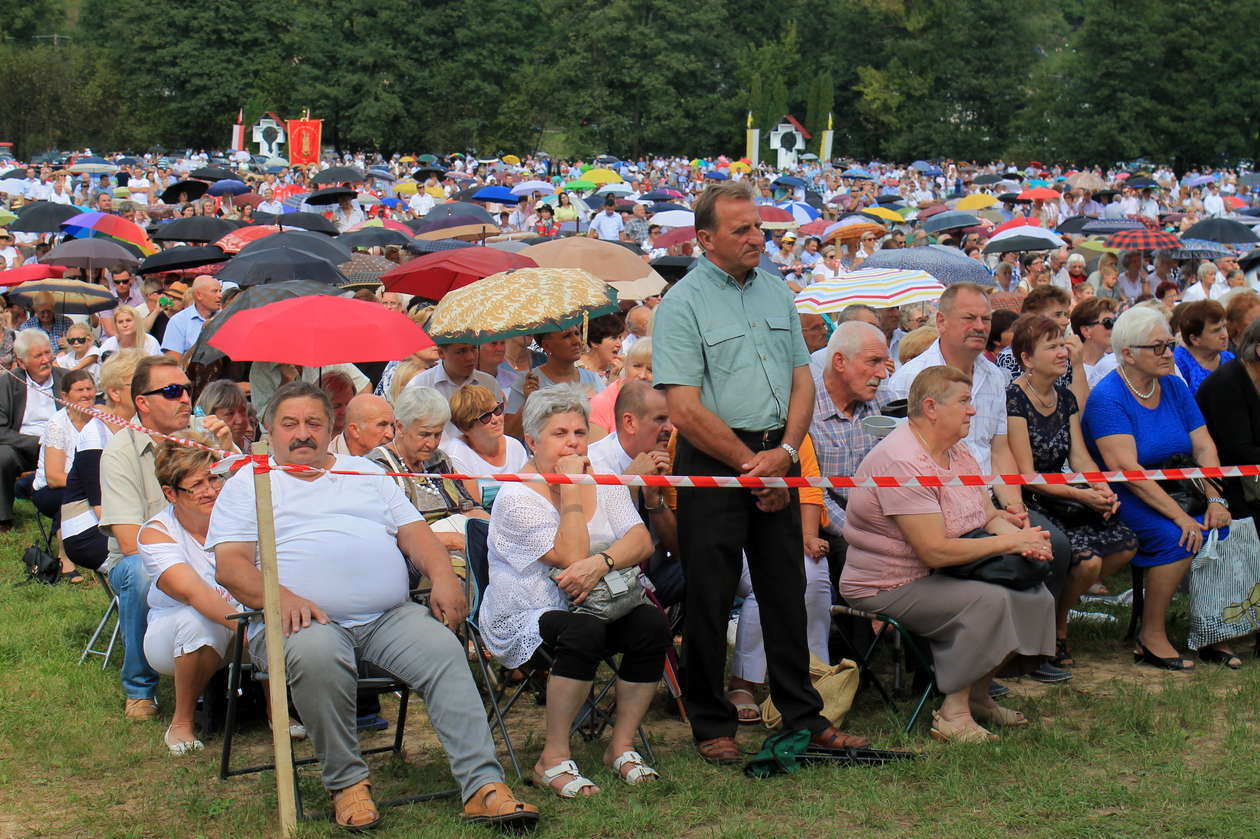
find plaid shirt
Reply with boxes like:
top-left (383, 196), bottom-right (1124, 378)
top-left (809, 370), bottom-right (888, 535)
top-left (19, 314), bottom-right (73, 347)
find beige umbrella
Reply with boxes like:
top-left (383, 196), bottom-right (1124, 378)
top-left (520, 237), bottom-right (667, 300)
top-left (1067, 172), bottom-right (1108, 191)
top-left (425, 267), bottom-right (619, 344)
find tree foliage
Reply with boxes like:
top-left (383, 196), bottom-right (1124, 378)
top-left (3, 0), bottom-right (1260, 168)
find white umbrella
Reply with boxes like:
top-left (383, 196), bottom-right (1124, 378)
top-left (649, 210), bottom-right (695, 228)
top-left (988, 225), bottom-right (1065, 247)
top-left (0, 179), bottom-right (25, 196)
top-left (511, 180), bottom-right (555, 197)
top-left (596, 182), bottom-right (633, 196)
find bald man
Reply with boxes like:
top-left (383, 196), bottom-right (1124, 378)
top-left (161, 274), bottom-right (221, 357)
top-left (329, 393), bottom-right (396, 456)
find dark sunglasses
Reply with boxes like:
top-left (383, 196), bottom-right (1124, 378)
top-left (66, 336), bottom-right (89, 345)
top-left (476, 402), bottom-right (505, 425)
top-left (140, 383), bottom-right (192, 400)
top-left (1086, 317), bottom-right (1116, 330)
top-left (1131, 341), bottom-right (1175, 356)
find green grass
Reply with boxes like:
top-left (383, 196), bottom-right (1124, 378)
top-left (3, 499), bottom-right (1260, 838)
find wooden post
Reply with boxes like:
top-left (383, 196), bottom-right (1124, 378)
top-left (252, 440), bottom-right (298, 835)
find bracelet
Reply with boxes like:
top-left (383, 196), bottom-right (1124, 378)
top-left (644, 497), bottom-right (667, 512)
top-left (599, 551), bottom-right (614, 570)
top-left (1207, 497), bottom-right (1228, 507)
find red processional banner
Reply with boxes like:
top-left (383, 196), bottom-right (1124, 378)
top-left (286, 119), bottom-right (323, 166)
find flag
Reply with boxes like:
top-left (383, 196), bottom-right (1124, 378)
top-left (230, 108), bottom-right (245, 151)
top-left (287, 118), bottom-right (322, 166)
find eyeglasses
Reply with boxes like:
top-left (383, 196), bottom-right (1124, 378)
top-left (1131, 340), bottom-right (1175, 356)
top-left (66, 336), bottom-right (89, 345)
top-left (140, 383), bottom-right (192, 400)
top-left (175, 475), bottom-right (225, 495)
top-left (476, 402), bottom-right (505, 425)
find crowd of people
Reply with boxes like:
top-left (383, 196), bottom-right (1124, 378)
top-left (5, 150), bottom-right (1260, 831)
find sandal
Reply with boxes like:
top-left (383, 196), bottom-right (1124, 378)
top-left (462, 781), bottom-right (540, 830)
top-left (1199, 647), bottom-right (1243, 670)
top-left (163, 723), bottom-right (204, 756)
top-left (929, 711), bottom-right (997, 744)
top-left (534, 759), bottom-right (599, 798)
top-left (726, 689), bottom-right (762, 724)
top-left (1133, 640), bottom-right (1194, 671)
top-left (969, 702), bottom-right (1029, 727)
top-left (607, 750), bottom-right (659, 785)
top-left (1051, 638), bottom-right (1073, 668)
top-left (331, 779), bottom-right (380, 832)
top-left (59, 568), bottom-right (85, 584)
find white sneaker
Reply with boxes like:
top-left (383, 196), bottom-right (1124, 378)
top-left (726, 616), bottom-right (739, 647)
top-left (1069, 610), bottom-right (1117, 625)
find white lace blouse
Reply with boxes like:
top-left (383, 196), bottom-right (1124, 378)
top-left (480, 481), bottom-right (643, 668)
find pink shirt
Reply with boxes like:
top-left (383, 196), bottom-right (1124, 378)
top-left (588, 378), bottom-right (624, 432)
top-left (840, 422), bottom-right (990, 600)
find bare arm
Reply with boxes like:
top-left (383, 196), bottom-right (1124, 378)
top-left (1007, 416), bottom-right (1082, 502)
top-left (214, 541), bottom-right (328, 635)
top-left (144, 539), bottom-right (237, 630)
top-left (990, 433), bottom-right (1024, 510)
top-left (113, 524), bottom-right (141, 557)
top-left (44, 446), bottom-right (69, 489)
top-left (553, 522), bottom-right (654, 605)
top-left (395, 519), bottom-right (466, 628)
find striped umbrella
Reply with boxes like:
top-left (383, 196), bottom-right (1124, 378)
top-left (795, 268), bottom-right (944, 314)
top-left (776, 201), bottom-right (820, 224)
top-left (61, 211), bottom-right (157, 255)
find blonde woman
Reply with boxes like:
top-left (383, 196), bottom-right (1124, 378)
top-left (98, 304), bottom-right (162, 358)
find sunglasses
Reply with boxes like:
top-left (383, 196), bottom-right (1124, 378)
top-left (66, 336), bottom-right (89, 345)
top-left (1131, 341), bottom-right (1175, 356)
top-left (1086, 317), bottom-right (1116, 330)
top-left (140, 383), bottom-right (192, 400)
top-left (476, 402), bottom-right (505, 425)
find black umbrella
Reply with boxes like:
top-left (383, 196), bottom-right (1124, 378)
top-left (996, 192), bottom-right (1030, 204)
top-left (304, 186), bottom-right (356, 207)
top-left (190, 166), bottom-right (237, 182)
top-left (411, 166), bottom-right (447, 181)
top-left (159, 180), bottom-right (209, 204)
top-left (649, 255), bottom-right (696, 284)
top-left (311, 166), bottom-right (366, 186)
top-left (1055, 215), bottom-right (1092, 235)
top-left (338, 227), bottom-right (412, 249)
top-left (43, 238), bottom-right (139, 271)
top-left (276, 211), bottom-right (339, 235)
top-left (9, 201), bottom-right (80, 233)
top-left (421, 202), bottom-right (495, 225)
top-left (971, 174), bottom-right (1004, 186)
top-left (1181, 217), bottom-right (1260, 244)
top-left (188, 279), bottom-right (351, 365)
top-left (982, 235), bottom-right (1054, 254)
top-left (138, 245), bottom-right (230, 275)
top-left (152, 216), bottom-right (238, 243)
top-left (216, 246), bottom-right (348, 288)
top-left (1080, 219), bottom-right (1145, 235)
top-left (404, 238), bottom-right (476, 254)
top-left (452, 185), bottom-right (483, 202)
top-left (238, 229), bottom-right (352, 264)
top-left (802, 191), bottom-right (824, 210)
top-left (366, 168), bottom-right (397, 183)
top-left (648, 202), bottom-right (688, 214)
top-left (875, 194), bottom-right (903, 205)
top-left (1240, 248), bottom-right (1260, 272)
top-left (0, 167), bottom-right (25, 180)
top-left (1126, 176), bottom-right (1159, 190)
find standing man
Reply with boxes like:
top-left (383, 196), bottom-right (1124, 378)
top-left (587, 196), bottom-right (625, 241)
top-left (653, 181), bottom-right (870, 764)
top-left (161, 275), bottom-right (221, 358)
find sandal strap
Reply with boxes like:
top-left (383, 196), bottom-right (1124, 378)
top-left (539, 760), bottom-right (596, 798)
top-left (611, 750), bottom-right (658, 784)
top-left (333, 782), bottom-right (378, 827)
top-left (470, 781), bottom-right (537, 817)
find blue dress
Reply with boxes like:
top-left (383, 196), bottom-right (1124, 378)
top-left (1082, 370), bottom-right (1225, 567)
top-left (1174, 345), bottom-right (1234, 394)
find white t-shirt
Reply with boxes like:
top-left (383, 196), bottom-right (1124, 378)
top-left (34, 408), bottom-right (83, 491)
top-left (444, 434), bottom-right (529, 507)
top-left (206, 454), bottom-right (421, 637)
top-left (99, 333), bottom-right (163, 358)
top-left (1083, 353), bottom-right (1119, 389)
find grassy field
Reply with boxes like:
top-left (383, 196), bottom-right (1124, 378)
top-left (3, 498), bottom-right (1259, 839)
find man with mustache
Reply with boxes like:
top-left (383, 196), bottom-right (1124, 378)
top-left (882, 283), bottom-right (1074, 684)
top-left (210, 381), bottom-right (537, 831)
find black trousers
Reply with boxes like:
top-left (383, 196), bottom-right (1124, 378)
top-left (675, 430), bottom-right (827, 742)
top-left (0, 437), bottom-right (39, 523)
top-left (536, 605), bottom-right (670, 683)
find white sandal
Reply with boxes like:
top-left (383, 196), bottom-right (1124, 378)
top-left (164, 724), bottom-right (204, 756)
top-left (609, 750), bottom-right (660, 785)
top-left (534, 759), bottom-right (599, 798)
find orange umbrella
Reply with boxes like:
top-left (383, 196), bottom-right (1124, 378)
top-left (215, 225), bottom-right (282, 254)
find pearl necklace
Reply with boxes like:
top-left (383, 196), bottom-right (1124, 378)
top-left (1118, 365), bottom-right (1156, 400)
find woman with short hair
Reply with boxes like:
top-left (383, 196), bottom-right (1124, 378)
top-left (196, 380), bottom-right (254, 451)
top-left (588, 338), bottom-right (653, 433)
top-left (446, 384), bottom-right (529, 510)
top-left (1174, 299), bottom-right (1233, 393)
top-left (33, 369), bottom-right (97, 582)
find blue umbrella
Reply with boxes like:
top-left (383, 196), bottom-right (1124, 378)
top-left (860, 244), bottom-right (994, 287)
top-left (649, 201), bottom-right (689, 213)
top-left (842, 167), bottom-right (872, 180)
top-left (208, 179), bottom-right (250, 196)
top-left (910, 160), bottom-right (932, 172)
top-left (703, 171), bottom-right (729, 181)
top-left (1168, 238), bottom-right (1236, 259)
top-left (921, 211), bottom-right (981, 234)
top-left (774, 176), bottom-right (807, 189)
top-left (405, 238), bottom-right (476, 255)
top-left (472, 185), bottom-right (518, 205)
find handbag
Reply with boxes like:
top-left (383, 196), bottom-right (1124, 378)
top-left (550, 562), bottom-right (647, 622)
top-left (1033, 494), bottom-right (1094, 528)
top-left (22, 542), bottom-right (60, 586)
top-left (939, 527), bottom-right (1051, 590)
top-left (1156, 453), bottom-right (1208, 517)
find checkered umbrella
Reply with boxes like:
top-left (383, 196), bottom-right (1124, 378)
top-left (1102, 229), bottom-right (1181, 250)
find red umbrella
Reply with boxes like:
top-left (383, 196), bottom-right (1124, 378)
top-left (1018, 187), bottom-right (1059, 201)
top-left (916, 204), bottom-right (949, 219)
top-left (654, 226), bottom-right (696, 248)
top-left (381, 249), bottom-right (537, 299)
top-left (1225, 196), bottom-right (1247, 211)
top-left (208, 296), bottom-right (433, 366)
top-left (1103, 229), bottom-right (1181, 250)
top-left (991, 217), bottom-right (1042, 236)
top-left (797, 219), bottom-right (830, 236)
top-left (215, 225), bottom-right (282, 254)
top-left (233, 192), bottom-right (265, 209)
top-left (757, 206), bottom-right (795, 223)
top-left (0, 264), bottom-right (68, 287)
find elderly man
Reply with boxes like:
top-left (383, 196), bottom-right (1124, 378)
top-left (654, 180), bottom-right (870, 764)
top-left (161, 274), bottom-right (221, 357)
top-left (621, 304), bottom-right (652, 354)
top-left (1182, 260), bottom-right (1231, 303)
top-left (210, 382), bottom-right (537, 831)
top-left (588, 380), bottom-right (682, 604)
top-left (0, 330), bottom-right (65, 530)
top-left (809, 304), bottom-right (883, 377)
top-left (19, 292), bottom-right (73, 350)
top-left (99, 356), bottom-right (233, 719)
top-left (330, 393), bottom-right (396, 456)
top-left (883, 283), bottom-right (1073, 683)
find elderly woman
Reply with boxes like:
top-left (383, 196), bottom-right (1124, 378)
top-left (1005, 315), bottom-right (1137, 666)
top-left (445, 384), bottom-right (528, 510)
top-left (589, 337), bottom-right (652, 433)
top-left (1224, 290), bottom-right (1260, 355)
top-left (1174, 300), bottom-right (1234, 393)
top-left (480, 386), bottom-right (669, 796)
top-left (140, 434), bottom-right (238, 755)
top-left (98, 304), bottom-right (162, 358)
top-left (1082, 306), bottom-right (1234, 670)
top-left (196, 379), bottom-right (254, 451)
top-left (368, 386), bottom-right (484, 561)
top-left (33, 369), bottom-right (97, 582)
top-left (841, 366), bottom-right (1055, 743)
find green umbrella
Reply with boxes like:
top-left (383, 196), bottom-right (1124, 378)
top-left (565, 179), bottom-right (596, 192)
top-left (418, 154), bottom-right (438, 164)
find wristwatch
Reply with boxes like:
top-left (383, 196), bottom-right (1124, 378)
top-left (599, 551), bottom-right (615, 570)
top-left (1207, 496), bottom-right (1228, 507)
top-left (779, 442), bottom-right (799, 464)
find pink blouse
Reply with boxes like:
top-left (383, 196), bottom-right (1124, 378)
top-left (840, 422), bottom-right (990, 600)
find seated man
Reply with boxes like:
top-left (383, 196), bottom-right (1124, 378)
top-left (588, 380), bottom-right (681, 606)
top-left (210, 381), bottom-right (537, 832)
top-left (330, 393), bottom-right (396, 456)
top-left (0, 329), bottom-right (64, 531)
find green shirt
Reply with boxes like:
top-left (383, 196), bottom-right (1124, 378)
top-left (652, 256), bottom-right (808, 431)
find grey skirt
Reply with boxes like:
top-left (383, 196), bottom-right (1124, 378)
top-left (849, 574), bottom-right (1055, 694)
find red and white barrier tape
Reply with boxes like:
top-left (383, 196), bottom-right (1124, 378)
top-left (9, 365), bottom-right (1254, 489)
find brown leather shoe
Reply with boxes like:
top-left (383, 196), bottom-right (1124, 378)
top-left (810, 725), bottom-right (871, 750)
top-left (332, 779), bottom-right (380, 832)
top-left (696, 736), bottom-right (742, 765)
top-left (462, 781), bottom-right (540, 831)
top-left (124, 698), bottom-right (158, 721)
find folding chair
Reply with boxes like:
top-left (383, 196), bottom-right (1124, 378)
top-left (78, 570), bottom-right (120, 667)
top-left (218, 611), bottom-right (458, 822)
top-left (463, 519), bottom-right (656, 784)
top-left (830, 604), bottom-right (936, 733)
